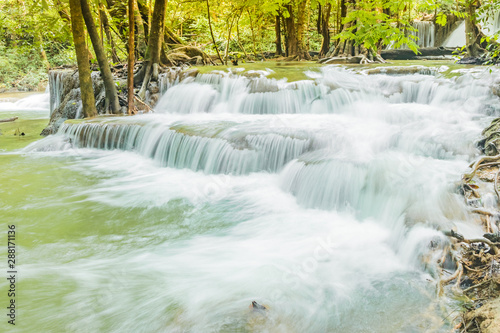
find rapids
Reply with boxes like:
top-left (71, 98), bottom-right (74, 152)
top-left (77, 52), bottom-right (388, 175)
top-left (2, 64), bottom-right (500, 332)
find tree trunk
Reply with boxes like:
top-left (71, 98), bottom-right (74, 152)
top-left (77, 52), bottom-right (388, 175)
top-left (275, 14), bottom-right (283, 56)
top-left (164, 25), bottom-right (184, 45)
top-left (224, 15), bottom-right (236, 65)
top-left (69, 0), bottom-right (97, 118)
top-left (128, 0), bottom-right (135, 115)
top-left (138, 0), bottom-right (166, 100)
top-left (318, 3), bottom-right (332, 57)
top-left (80, 0), bottom-right (120, 114)
top-left (465, 0), bottom-right (482, 57)
top-left (206, 0), bottom-right (223, 64)
top-left (133, 0), bottom-right (146, 57)
top-left (236, 13), bottom-right (249, 59)
top-left (35, 33), bottom-right (51, 70)
top-left (248, 9), bottom-right (259, 56)
top-left (335, 0), bottom-right (356, 57)
top-left (99, 2), bottom-right (121, 63)
top-left (285, 3), bottom-right (298, 57)
top-left (296, 0), bottom-right (311, 59)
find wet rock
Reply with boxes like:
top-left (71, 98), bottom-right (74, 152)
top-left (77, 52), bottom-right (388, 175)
top-left (148, 93), bottom-right (160, 107)
top-left (457, 57), bottom-right (484, 65)
top-left (180, 69), bottom-right (199, 81)
top-left (464, 298), bottom-right (500, 333)
top-left (148, 82), bottom-right (160, 94)
top-left (250, 301), bottom-right (267, 313)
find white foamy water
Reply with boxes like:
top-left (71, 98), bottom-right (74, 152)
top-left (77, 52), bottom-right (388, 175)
top-left (17, 65), bottom-right (500, 332)
top-left (0, 90), bottom-right (50, 121)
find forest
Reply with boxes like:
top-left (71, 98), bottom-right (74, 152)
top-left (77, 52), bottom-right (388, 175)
top-left (1, 0), bottom-right (500, 95)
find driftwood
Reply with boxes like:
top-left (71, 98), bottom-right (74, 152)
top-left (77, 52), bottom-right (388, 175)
top-left (0, 117), bottom-right (18, 123)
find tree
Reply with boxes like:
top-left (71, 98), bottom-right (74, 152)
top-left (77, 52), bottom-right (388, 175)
top-left (80, 0), bottom-right (121, 114)
top-left (137, 0), bottom-right (166, 100)
top-left (68, 0), bottom-right (97, 118)
top-left (317, 1), bottom-right (332, 57)
top-left (275, 13), bottom-right (284, 56)
top-left (206, 0), bottom-right (223, 64)
top-left (330, 0), bottom-right (418, 61)
top-left (296, 0), bottom-right (311, 59)
top-left (128, 0), bottom-right (135, 115)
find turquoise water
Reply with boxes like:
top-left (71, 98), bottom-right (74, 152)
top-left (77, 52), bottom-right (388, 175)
top-left (2, 64), bottom-right (498, 332)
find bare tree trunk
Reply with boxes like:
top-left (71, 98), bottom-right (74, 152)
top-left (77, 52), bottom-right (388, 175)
top-left (99, 2), bottom-right (120, 63)
top-left (275, 14), bottom-right (283, 56)
top-left (138, 0), bottom-right (166, 100)
top-left (465, 0), bottom-right (482, 57)
top-left (206, 0), bottom-right (223, 64)
top-left (69, 0), bottom-right (97, 118)
top-left (35, 33), bottom-right (51, 70)
top-left (248, 9), bottom-right (259, 57)
top-left (133, 0), bottom-right (146, 57)
top-left (236, 13), bottom-right (249, 59)
top-left (80, 0), bottom-right (120, 114)
top-left (318, 3), bottom-right (332, 57)
top-left (296, 0), bottom-right (311, 59)
top-left (224, 15), bottom-right (236, 65)
top-left (285, 3), bottom-right (298, 57)
top-left (128, 0), bottom-right (135, 115)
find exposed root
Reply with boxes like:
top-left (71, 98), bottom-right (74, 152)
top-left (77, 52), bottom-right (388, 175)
top-left (494, 168), bottom-right (500, 203)
top-left (463, 154), bottom-right (500, 181)
top-left (133, 96), bottom-right (152, 114)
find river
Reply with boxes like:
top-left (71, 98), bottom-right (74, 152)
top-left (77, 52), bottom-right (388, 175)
top-left (1, 63), bottom-right (499, 332)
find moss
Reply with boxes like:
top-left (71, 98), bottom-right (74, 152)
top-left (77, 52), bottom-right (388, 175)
top-left (190, 60), bottom-right (322, 82)
top-left (170, 122), bottom-right (235, 138)
top-left (190, 59), bottom-right (478, 82)
top-left (0, 118), bottom-right (47, 151)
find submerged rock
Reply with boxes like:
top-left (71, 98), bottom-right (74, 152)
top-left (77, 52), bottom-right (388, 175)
top-left (457, 57), bottom-right (484, 65)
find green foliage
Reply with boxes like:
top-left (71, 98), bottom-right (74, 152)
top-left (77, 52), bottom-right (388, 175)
top-left (0, 0), bottom-right (75, 90)
top-left (336, 0), bottom-right (419, 54)
top-left (435, 13), bottom-right (447, 26)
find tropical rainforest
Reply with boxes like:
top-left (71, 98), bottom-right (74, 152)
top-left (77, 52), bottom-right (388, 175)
top-left (1, 0), bottom-right (500, 95)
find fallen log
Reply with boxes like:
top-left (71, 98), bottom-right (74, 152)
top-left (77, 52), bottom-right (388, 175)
top-left (380, 47), bottom-right (456, 60)
top-left (0, 117), bottom-right (18, 123)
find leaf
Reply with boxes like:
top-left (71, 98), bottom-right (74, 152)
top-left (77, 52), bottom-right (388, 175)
top-left (436, 13), bottom-right (447, 27)
top-left (41, 0), bottom-right (49, 11)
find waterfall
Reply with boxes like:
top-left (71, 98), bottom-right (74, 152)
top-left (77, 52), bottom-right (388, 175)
top-left (0, 91), bottom-right (50, 112)
top-left (22, 65), bottom-right (500, 331)
top-left (49, 71), bottom-right (64, 115)
top-left (389, 21), bottom-right (435, 49)
top-left (411, 21), bottom-right (435, 48)
top-left (49, 117), bottom-right (314, 175)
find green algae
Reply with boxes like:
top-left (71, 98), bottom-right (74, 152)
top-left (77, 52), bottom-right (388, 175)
top-left (0, 118), bottom-right (48, 151)
top-left (191, 60), bottom-right (322, 82)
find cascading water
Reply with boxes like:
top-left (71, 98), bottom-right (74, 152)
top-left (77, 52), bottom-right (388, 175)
top-left (443, 11), bottom-right (500, 47)
top-left (49, 71), bottom-right (64, 115)
top-left (390, 21), bottom-right (435, 49)
top-left (11, 64), bottom-right (500, 332)
top-left (411, 21), bottom-right (435, 48)
top-left (0, 90), bottom-right (49, 115)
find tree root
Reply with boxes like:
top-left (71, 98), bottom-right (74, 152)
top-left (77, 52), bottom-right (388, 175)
top-left (133, 95), bottom-right (152, 114)
top-left (463, 154), bottom-right (500, 181)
